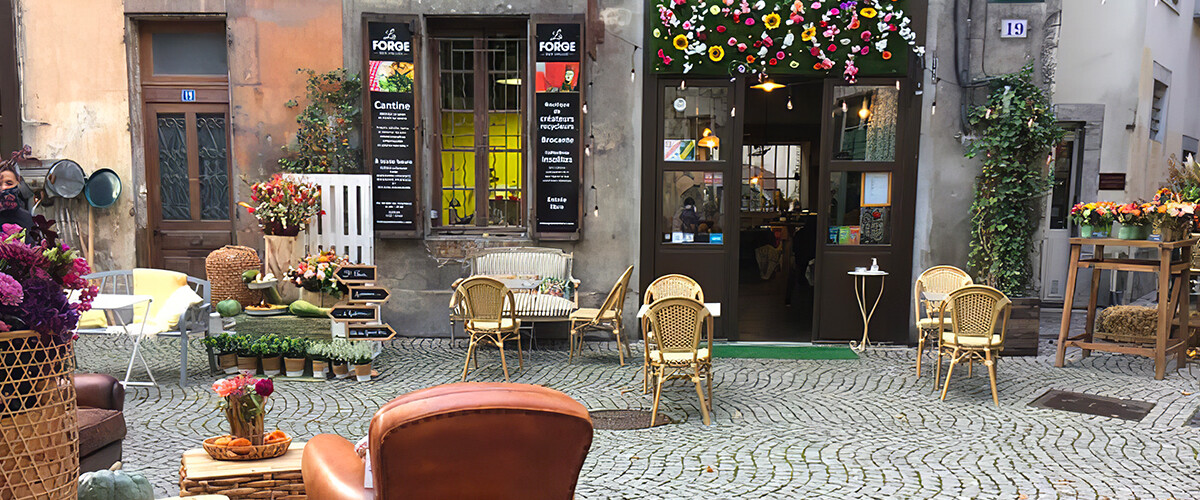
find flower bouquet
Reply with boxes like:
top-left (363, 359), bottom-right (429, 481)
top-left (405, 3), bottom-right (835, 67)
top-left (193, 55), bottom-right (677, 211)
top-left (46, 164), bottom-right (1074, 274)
top-left (238, 174), bottom-right (324, 236)
top-left (285, 250), bottom-right (351, 300)
top-left (1146, 189), bottom-right (1195, 242)
top-left (1069, 201), bottom-right (1116, 238)
top-left (207, 373), bottom-right (292, 460)
top-left (1114, 202), bottom-right (1150, 240)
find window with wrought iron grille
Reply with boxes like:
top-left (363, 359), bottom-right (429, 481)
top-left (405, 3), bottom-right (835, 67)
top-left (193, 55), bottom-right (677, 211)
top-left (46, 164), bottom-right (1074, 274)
top-left (432, 24), bottom-right (527, 230)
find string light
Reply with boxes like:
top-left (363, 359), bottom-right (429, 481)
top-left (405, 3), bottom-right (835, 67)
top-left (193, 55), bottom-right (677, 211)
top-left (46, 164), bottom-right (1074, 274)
top-left (787, 95), bottom-right (793, 110)
top-left (895, 80), bottom-right (901, 90)
top-left (730, 106), bottom-right (736, 117)
top-left (680, 80), bottom-right (686, 91)
top-left (931, 101), bottom-right (937, 115)
top-left (629, 45), bottom-right (638, 82)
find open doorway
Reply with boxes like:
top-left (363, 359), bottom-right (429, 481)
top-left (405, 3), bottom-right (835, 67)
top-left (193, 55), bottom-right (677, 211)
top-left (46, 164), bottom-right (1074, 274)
top-left (737, 79), bottom-right (822, 341)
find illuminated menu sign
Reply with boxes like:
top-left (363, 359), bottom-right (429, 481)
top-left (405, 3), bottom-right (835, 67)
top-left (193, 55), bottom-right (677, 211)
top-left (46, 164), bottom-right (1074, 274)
top-left (534, 23), bottom-right (582, 233)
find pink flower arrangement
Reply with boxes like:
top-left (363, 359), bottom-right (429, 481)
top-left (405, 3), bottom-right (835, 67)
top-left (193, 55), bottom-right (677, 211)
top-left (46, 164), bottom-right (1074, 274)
top-left (0, 217), bottom-right (95, 345)
top-left (213, 372), bottom-right (274, 421)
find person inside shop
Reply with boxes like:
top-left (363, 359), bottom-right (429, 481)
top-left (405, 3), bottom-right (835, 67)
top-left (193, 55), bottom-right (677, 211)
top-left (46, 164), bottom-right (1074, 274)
top-left (672, 196), bottom-right (702, 234)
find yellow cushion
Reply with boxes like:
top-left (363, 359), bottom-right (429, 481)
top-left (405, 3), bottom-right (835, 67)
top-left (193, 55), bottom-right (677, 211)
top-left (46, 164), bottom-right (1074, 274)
top-left (467, 318), bottom-right (520, 331)
top-left (940, 331), bottom-right (1003, 348)
top-left (77, 309), bottom-right (108, 329)
top-left (132, 268), bottom-right (188, 323)
top-left (570, 308), bottom-right (619, 321)
top-left (648, 348), bottom-right (710, 364)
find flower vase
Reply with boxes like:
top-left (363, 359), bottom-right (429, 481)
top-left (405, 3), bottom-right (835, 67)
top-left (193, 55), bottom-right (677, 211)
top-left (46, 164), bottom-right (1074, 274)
top-left (1080, 224), bottom-right (1094, 238)
top-left (261, 355), bottom-right (283, 376)
top-left (332, 362), bottom-right (350, 379)
top-left (1151, 220), bottom-right (1185, 242)
top-left (263, 235), bottom-right (301, 304)
top-left (353, 362), bottom-right (372, 382)
top-left (225, 404), bottom-right (265, 445)
top-left (300, 288), bottom-right (337, 308)
top-left (1117, 223), bottom-right (1144, 240)
top-left (312, 359), bottom-right (329, 378)
top-left (1090, 222), bottom-right (1111, 238)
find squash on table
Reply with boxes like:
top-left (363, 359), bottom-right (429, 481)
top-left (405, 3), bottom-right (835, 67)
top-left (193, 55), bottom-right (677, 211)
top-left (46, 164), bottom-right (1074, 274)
top-left (289, 299), bottom-right (330, 317)
top-left (216, 299), bottom-right (242, 317)
top-left (78, 462), bottom-right (154, 500)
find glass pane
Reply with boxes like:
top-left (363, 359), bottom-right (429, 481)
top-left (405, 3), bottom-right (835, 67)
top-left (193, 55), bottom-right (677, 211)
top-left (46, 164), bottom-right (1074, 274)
top-left (441, 112), bottom-right (475, 226)
top-left (488, 113), bottom-right (523, 227)
top-left (828, 172), bottom-right (891, 245)
top-left (157, 113), bottom-right (191, 221)
top-left (662, 171), bottom-right (725, 244)
top-left (663, 86), bottom-right (728, 162)
top-left (152, 32), bottom-right (228, 76)
top-left (1048, 134), bottom-right (1077, 230)
top-left (439, 40), bottom-right (474, 111)
top-left (742, 144), bottom-right (808, 212)
top-left (488, 38), bottom-right (525, 111)
top-left (197, 113), bottom-right (229, 221)
top-left (830, 85), bottom-right (899, 162)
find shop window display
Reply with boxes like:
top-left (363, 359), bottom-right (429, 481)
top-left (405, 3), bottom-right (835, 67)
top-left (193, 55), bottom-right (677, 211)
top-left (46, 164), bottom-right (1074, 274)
top-left (662, 171), bottom-right (724, 244)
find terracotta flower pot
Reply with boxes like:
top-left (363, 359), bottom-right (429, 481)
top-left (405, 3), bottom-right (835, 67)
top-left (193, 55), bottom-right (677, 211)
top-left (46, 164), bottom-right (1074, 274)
top-left (236, 355), bottom-right (258, 373)
top-left (353, 362), bottom-right (372, 382)
top-left (218, 353), bottom-right (238, 374)
top-left (311, 359), bottom-right (329, 378)
top-left (332, 362), bottom-right (350, 379)
top-left (261, 355), bottom-right (283, 376)
top-left (284, 357), bottom-right (306, 377)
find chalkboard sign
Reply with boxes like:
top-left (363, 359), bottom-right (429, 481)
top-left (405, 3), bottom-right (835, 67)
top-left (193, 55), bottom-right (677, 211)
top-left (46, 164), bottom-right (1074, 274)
top-left (334, 265), bottom-right (377, 284)
top-left (534, 22), bottom-right (583, 234)
top-left (347, 323), bottom-right (397, 341)
top-left (348, 286), bottom-right (391, 304)
top-left (365, 18), bottom-right (419, 234)
top-left (329, 305), bottom-right (379, 322)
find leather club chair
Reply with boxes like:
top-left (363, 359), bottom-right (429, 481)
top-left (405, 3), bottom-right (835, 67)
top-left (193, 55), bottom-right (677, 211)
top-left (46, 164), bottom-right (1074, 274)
top-left (74, 373), bottom-right (127, 472)
top-left (302, 382), bottom-right (594, 500)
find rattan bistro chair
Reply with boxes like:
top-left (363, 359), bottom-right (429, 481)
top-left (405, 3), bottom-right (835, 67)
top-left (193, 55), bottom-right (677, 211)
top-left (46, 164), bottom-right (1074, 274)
top-left (914, 266), bottom-right (973, 378)
top-left (454, 277), bottom-right (523, 382)
top-left (569, 265), bottom-right (634, 365)
top-left (641, 275), bottom-right (704, 393)
top-left (936, 285), bottom-right (1011, 406)
top-left (646, 297), bottom-right (714, 426)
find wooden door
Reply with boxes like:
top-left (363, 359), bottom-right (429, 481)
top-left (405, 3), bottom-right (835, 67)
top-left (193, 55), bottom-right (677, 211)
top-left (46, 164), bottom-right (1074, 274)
top-left (145, 103), bottom-right (234, 278)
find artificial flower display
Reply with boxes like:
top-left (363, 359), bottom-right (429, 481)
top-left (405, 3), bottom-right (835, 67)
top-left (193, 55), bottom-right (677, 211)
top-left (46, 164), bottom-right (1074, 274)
top-left (238, 174), bottom-right (324, 236)
top-left (0, 220), bottom-right (95, 345)
top-left (285, 250), bottom-right (353, 298)
top-left (652, 0), bottom-right (923, 83)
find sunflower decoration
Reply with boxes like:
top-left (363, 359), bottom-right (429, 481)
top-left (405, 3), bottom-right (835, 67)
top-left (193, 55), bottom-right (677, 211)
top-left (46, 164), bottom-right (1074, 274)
top-left (708, 45), bottom-right (725, 62)
top-left (801, 27), bottom-right (817, 42)
top-left (860, 7), bottom-right (878, 18)
top-left (672, 34), bottom-right (689, 51)
top-left (763, 12), bottom-right (782, 30)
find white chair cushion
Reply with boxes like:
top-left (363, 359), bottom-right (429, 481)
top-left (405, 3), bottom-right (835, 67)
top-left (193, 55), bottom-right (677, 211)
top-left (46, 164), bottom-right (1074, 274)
top-left (514, 293), bottom-right (576, 318)
top-left (940, 331), bottom-right (1003, 348)
top-left (467, 318), bottom-right (520, 331)
top-left (648, 348), bottom-right (710, 364)
top-left (157, 285), bottom-right (204, 329)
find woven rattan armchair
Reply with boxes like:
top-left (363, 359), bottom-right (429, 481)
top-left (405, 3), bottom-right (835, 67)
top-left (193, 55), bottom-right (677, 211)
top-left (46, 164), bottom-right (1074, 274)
top-left (568, 266), bottom-right (634, 365)
top-left (936, 285), bottom-right (1011, 406)
top-left (641, 274), bottom-right (704, 393)
top-left (645, 297), bottom-right (713, 426)
top-left (913, 266), bottom-right (973, 378)
top-left (454, 276), bottom-right (523, 382)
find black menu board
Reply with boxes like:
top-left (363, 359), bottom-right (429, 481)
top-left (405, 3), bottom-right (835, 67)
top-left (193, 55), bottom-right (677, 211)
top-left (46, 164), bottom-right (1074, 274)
top-left (534, 23), bottom-right (583, 234)
top-left (365, 19), bottom-right (418, 233)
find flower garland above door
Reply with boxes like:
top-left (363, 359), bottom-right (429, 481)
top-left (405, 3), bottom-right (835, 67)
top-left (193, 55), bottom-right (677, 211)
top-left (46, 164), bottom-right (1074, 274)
top-left (652, 0), bottom-right (924, 84)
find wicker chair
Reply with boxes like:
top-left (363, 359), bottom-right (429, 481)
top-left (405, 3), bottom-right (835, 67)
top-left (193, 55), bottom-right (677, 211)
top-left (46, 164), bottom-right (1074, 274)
top-left (454, 277), bottom-right (523, 382)
top-left (568, 265), bottom-right (634, 365)
top-left (913, 266), bottom-right (973, 378)
top-left (936, 285), bottom-right (1011, 406)
top-left (645, 297), bottom-right (714, 426)
top-left (641, 274), bottom-right (704, 393)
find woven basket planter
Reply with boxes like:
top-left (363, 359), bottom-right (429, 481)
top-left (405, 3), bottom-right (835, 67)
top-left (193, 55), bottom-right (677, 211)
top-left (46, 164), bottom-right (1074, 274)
top-left (0, 330), bottom-right (79, 500)
top-left (206, 245), bottom-right (263, 307)
top-left (179, 467), bottom-right (306, 499)
top-left (1095, 305), bottom-right (1158, 345)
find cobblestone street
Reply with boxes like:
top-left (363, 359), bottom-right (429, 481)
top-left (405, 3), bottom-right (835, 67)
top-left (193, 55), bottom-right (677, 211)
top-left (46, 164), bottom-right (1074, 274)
top-left (75, 312), bottom-right (1200, 499)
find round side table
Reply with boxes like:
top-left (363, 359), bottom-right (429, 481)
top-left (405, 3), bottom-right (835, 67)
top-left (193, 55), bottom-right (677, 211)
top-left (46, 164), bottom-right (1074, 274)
top-left (848, 269), bottom-right (888, 352)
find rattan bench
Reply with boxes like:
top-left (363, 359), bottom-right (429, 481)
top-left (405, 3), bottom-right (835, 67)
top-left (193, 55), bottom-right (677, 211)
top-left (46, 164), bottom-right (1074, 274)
top-left (449, 247), bottom-right (581, 339)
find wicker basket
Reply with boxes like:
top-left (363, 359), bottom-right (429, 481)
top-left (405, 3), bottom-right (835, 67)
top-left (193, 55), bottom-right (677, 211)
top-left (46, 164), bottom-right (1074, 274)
top-left (203, 435), bottom-right (292, 461)
top-left (206, 245), bottom-right (263, 307)
top-left (0, 330), bottom-right (79, 500)
top-left (1094, 305), bottom-right (1157, 345)
top-left (179, 468), bottom-right (305, 499)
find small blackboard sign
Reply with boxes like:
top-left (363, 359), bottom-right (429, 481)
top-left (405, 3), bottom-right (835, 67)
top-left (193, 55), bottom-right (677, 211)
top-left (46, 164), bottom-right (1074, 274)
top-left (349, 286), bottom-right (391, 304)
top-left (347, 323), bottom-right (396, 341)
top-left (334, 265), bottom-right (377, 284)
top-left (329, 305), bottom-right (379, 322)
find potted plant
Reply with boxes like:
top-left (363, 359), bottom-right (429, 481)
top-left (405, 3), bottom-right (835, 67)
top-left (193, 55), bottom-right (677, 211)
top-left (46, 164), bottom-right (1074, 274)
top-left (1115, 202), bottom-right (1150, 240)
top-left (328, 339), bottom-right (352, 379)
top-left (308, 341), bottom-right (330, 378)
top-left (350, 342), bottom-right (374, 382)
top-left (1068, 202), bottom-right (1115, 238)
top-left (202, 333), bottom-right (240, 374)
top-left (285, 250), bottom-right (352, 307)
top-left (234, 335), bottom-right (258, 373)
top-left (278, 68), bottom-right (363, 174)
top-left (1146, 188), bottom-right (1196, 242)
top-left (281, 337), bottom-right (310, 377)
top-left (253, 334), bottom-right (284, 376)
top-left (963, 65), bottom-right (1064, 356)
top-left (238, 174), bottom-right (325, 304)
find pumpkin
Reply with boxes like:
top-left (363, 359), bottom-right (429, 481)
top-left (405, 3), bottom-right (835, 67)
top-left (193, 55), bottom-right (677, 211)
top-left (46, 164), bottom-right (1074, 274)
top-left (216, 299), bottom-right (243, 317)
top-left (78, 462), bottom-right (154, 500)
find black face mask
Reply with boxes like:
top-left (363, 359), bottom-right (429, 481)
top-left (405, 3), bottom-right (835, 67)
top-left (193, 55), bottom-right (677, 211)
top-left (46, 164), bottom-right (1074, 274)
top-left (0, 187), bottom-right (19, 212)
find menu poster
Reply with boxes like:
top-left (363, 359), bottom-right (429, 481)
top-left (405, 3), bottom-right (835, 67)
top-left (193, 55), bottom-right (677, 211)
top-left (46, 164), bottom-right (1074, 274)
top-left (366, 20), bottom-right (417, 233)
top-left (534, 23), bottom-right (583, 234)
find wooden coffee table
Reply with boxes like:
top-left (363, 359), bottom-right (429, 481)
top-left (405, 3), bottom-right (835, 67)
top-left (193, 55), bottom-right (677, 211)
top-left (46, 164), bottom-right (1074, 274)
top-left (179, 441), bottom-right (306, 499)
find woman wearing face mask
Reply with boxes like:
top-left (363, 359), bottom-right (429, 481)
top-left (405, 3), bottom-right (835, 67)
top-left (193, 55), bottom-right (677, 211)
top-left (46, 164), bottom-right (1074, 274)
top-left (0, 162), bottom-right (32, 230)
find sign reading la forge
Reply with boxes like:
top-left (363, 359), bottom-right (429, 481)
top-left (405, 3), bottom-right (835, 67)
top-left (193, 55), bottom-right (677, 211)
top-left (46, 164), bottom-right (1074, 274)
top-left (534, 23), bottom-right (583, 233)
top-left (366, 21), bottom-right (418, 232)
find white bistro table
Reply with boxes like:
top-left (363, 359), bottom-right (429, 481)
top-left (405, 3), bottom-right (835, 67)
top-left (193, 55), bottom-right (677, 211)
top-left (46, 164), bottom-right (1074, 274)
top-left (848, 270), bottom-right (887, 352)
top-left (90, 293), bottom-right (155, 387)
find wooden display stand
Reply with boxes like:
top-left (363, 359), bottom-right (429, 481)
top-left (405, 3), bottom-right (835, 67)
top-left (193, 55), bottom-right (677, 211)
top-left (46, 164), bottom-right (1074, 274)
top-left (179, 442), bottom-right (306, 499)
top-left (1054, 237), bottom-right (1196, 379)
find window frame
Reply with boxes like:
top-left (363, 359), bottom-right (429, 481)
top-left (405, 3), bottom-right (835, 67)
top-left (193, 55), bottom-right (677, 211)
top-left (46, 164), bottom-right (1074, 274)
top-left (429, 20), bottom-right (529, 233)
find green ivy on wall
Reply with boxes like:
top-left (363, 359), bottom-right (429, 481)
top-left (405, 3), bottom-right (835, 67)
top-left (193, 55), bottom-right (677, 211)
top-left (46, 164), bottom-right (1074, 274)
top-left (649, 0), bottom-right (923, 82)
top-left (279, 68), bottom-right (363, 174)
top-left (965, 65), bottom-right (1064, 297)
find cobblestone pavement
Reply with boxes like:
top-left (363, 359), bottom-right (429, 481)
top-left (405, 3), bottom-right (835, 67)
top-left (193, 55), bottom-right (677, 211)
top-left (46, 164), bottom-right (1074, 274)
top-left (74, 311), bottom-right (1200, 499)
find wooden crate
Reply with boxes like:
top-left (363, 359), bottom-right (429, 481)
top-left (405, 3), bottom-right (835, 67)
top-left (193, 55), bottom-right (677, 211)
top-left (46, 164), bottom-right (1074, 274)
top-left (179, 442), bottom-right (306, 499)
top-left (1004, 298), bottom-right (1040, 356)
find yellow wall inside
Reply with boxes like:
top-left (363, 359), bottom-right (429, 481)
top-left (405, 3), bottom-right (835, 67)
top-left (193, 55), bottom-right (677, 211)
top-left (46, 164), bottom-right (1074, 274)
top-left (440, 112), bottom-right (524, 224)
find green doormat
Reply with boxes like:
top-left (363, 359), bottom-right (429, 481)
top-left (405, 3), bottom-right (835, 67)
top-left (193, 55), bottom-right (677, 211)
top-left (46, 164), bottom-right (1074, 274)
top-left (710, 344), bottom-right (859, 360)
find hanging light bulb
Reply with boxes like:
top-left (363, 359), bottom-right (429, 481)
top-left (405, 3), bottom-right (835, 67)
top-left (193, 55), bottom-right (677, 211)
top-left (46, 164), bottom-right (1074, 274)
top-left (593, 205), bottom-right (599, 217)
top-left (731, 106), bottom-right (736, 117)
top-left (680, 80), bottom-right (686, 91)
top-left (582, 102), bottom-right (588, 115)
top-left (787, 95), bottom-right (793, 110)
top-left (630, 68), bottom-right (636, 82)
top-left (841, 101), bottom-right (848, 113)
top-left (931, 101), bottom-right (937, 115)
top-left (895, 80), bottom-right (901, 90)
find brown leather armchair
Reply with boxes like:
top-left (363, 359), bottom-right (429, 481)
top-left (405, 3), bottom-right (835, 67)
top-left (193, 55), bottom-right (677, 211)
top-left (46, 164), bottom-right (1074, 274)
top-left (73, 373), bottom-right (127, 473)
top-left (302, 383), bottom-right (594, 500)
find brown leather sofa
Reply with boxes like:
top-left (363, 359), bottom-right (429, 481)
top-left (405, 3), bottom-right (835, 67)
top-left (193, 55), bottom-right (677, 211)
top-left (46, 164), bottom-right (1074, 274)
top-left (74, 373), bottom-right (126, 473)
top-left (302, 382), bottom-right (594, 500)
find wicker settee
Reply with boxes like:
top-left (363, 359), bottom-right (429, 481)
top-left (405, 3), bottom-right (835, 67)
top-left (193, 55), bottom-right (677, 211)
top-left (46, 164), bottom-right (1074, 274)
top-left (449, 247), bottom-right (581, 339)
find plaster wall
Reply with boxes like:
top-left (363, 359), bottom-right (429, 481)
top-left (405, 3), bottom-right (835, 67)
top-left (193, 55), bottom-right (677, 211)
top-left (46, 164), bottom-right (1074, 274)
top-left (344, 0), bottom-right (644, 335)
top-left (15, 0), bottom-right (136, 272)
